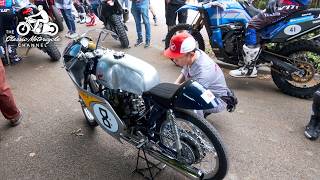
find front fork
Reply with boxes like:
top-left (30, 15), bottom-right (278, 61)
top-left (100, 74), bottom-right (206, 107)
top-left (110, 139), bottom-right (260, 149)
top-left (167, 109), bottom-right (182, 157)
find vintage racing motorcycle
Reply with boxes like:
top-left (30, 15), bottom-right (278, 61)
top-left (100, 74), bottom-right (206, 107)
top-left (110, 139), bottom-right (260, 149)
top-left (165, 0), bottom-right (320, 99)
top-left (63, 29), bottom-right (228, 179)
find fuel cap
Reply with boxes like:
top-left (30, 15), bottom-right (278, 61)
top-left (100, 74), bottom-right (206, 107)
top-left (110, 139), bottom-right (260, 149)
top-left (113, 51), bottom-right (125, 59)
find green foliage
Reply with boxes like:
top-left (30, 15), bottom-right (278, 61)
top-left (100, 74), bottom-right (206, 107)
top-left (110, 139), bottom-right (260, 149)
top-left (253, 0), bottom-right (268, 9)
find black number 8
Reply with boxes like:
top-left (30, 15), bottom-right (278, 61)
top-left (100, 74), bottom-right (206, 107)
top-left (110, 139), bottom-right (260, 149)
top-left (99, 107), bottom-right (112, 128)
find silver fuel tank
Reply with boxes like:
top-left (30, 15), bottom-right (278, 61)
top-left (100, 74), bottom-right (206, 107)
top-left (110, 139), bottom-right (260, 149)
top-left (96, 50), bottom-right (160, 95)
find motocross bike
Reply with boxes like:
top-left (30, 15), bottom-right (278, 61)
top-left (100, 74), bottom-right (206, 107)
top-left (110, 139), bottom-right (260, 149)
top-left (16, 5), bottom-right (61, 61)
top-left (97, 0), bottom-right (129, 48)
top-left (165, 0), bottom-right (320, 99)
top-left (63, 29), bottom-right (228, 179)
top-left (33, 0), bottom-right (64, 32)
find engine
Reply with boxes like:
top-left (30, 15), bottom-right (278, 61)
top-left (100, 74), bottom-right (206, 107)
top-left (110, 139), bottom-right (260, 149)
top-left (102, 88), bottom-right (146, 126)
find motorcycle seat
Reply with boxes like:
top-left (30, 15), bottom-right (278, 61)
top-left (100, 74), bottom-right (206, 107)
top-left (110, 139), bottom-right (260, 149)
top-left (144, 83), bottom-right (180, 108)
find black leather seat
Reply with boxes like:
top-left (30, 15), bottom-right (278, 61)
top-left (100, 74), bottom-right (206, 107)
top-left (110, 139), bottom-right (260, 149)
top-left (144, 83), bottom-right (180, 108)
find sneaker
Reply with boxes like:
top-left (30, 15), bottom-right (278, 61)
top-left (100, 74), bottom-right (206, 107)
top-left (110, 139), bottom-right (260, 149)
top-left (134, 39), bottom-right (143, 47)
top-left (69, 33), bottom-right (79, 39)
top-left (10, 56), bottom-right (22, 64)
top-left (229, 66), bottom-right (257, 78)
top-left (144, 42), bottom-right (150, 48)
top-left (65, 32), bottom-right (71, 38)
top-left (80, 18), bottom-right (86, 24)
top-left (9, 111), bottom-right (23, 126)
top-left (305, 115), bottom-right (320, 140)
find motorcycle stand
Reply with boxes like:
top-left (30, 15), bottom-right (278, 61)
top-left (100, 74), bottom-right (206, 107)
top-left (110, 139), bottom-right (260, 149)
top-left (132, 148), bottom-right (166, 180)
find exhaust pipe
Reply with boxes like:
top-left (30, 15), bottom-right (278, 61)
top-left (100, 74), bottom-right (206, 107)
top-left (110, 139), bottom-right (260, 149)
top-left (145, 148), bottom-right (204, 180)
top-left (123, 8), bottom-right (129, 23)
top-left (261, 51), bottom-right (303, 80)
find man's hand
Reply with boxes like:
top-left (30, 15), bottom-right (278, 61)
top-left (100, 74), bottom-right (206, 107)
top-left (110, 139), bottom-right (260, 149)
top-left (266, 0), bottom-right (278, 14)
top-left (174, 73), bottom-right (185, 85)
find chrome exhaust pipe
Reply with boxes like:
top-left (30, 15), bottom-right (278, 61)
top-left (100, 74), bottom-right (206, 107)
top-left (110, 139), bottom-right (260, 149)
top-left (145, 148), bottom-right (204, 180)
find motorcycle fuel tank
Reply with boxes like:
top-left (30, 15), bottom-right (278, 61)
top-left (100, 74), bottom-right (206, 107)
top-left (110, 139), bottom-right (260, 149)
top-left (96, 50), bottom-right (160, 95)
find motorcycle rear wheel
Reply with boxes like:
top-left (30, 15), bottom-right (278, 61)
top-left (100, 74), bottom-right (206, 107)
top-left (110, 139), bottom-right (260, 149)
top-left (110, 14), bottom-right (129, 48)
top-left (52, 6), bottom-right (64, 32)
top-left (159, 109), bottom-right (228, 179)
top-left (44, 40), bottom-right (61, 61)
top-left (271, 40), bottom-right (320, 99)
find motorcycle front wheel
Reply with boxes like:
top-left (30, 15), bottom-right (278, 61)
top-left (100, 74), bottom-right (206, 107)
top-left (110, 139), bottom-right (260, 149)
top-left (159, 109), bottom-right (228, 179)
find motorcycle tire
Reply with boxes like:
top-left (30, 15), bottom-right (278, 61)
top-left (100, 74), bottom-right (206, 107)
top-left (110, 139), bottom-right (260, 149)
top-left (52, 6), bottom-right (64, 32)
top-left (44, 40), bottom-right (61, 61)
top-left (271, 40), bottom-right (320, 99)
top-left (159, 109), bottom-right (228, 180)
top-left (110, 14), bottom-right (129, 48)
top-left (165, 24), bottom-right (205, 51)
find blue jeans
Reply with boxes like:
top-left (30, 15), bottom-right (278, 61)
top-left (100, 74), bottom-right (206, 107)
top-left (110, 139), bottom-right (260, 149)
top-left (60, 9), bottom-right (76, 33)
top-left (131, 1), bottom-right (150, 43)
top-left (91, 3), bottom-right (99, 17)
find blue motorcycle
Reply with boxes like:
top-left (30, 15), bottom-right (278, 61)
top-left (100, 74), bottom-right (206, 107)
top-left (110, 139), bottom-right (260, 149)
top-left (165, 0), bottom-right (320, 99)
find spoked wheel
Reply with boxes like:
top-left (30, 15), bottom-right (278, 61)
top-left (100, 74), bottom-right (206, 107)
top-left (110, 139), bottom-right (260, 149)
top-left (159, 110), bottom-right (228, 179)
top-left (271, 40), bottom-right (320, 98)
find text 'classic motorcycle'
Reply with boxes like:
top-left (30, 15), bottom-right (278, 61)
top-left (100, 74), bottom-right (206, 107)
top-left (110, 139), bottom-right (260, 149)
top-left (16, 4), bottom-right (61, 61)
top-left (63, 29), bottom-right (229, 179)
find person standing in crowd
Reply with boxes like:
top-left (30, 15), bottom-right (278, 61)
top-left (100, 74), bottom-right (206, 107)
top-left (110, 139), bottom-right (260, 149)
top-left (0, 59), bottom-right (23, 126)
top-left (131, 0), bottom-right (151, 48)
top-left (55, 0), bottom-right (79, 38)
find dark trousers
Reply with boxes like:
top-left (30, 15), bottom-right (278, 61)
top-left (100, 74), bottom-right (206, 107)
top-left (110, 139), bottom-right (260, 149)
top-left (165, 3), bottom-right (187, 26)
top-left (245, 5), bottom-right (304, 45)
top-left (312, 90), bottom-right (320, 119)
